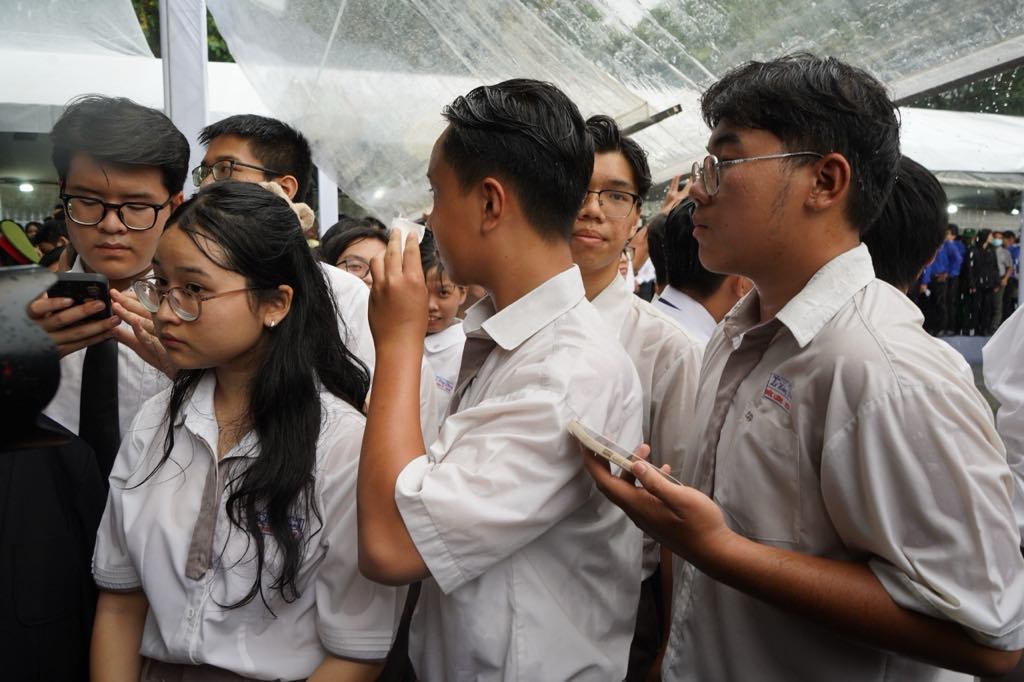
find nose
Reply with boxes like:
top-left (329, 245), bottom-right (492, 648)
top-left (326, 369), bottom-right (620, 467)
top-left (154, 292), bottom-right (179, 326)
top-left (97, 205), bottom-right (128, 234)
top-left (688, 174), bottom-right (712, 206)
top-left (578, 191), bottom-right (603, 221)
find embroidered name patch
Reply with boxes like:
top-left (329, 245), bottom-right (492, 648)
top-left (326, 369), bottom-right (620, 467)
top-left (762, 372), bottom-right (792, 412)
top-left (435, 375), bottom-right (455, 394)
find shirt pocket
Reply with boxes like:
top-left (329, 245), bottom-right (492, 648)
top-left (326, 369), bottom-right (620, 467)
top-left (716, 405), bottom-right (801, 544)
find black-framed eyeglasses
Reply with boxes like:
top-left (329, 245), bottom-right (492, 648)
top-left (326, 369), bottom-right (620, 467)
top-left (191, 159), bottom-right (283, 187)
top-left (691, 152), bottom-right (823, 197)
top-left (580, 189), bottom-right (641, 219)
top-left (133, 279), bottom-right (266, 322)
top-left (60, 193), bottom-right (173, 231)
top-left (336, 256), bottom-right (371, 280)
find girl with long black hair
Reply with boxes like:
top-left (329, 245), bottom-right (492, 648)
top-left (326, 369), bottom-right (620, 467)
top-left (91, 181), bottom-right (401, 681)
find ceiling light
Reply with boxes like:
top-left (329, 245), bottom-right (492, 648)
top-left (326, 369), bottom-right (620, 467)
top-left (18, 183), bottom-right (33, 193)
top-left (946, 204), bottom-right (958, 214)
top-left (1013, 208), bottom-right (1020, 216)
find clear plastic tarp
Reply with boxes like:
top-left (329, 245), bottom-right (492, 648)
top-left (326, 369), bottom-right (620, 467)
top-left (0, 0), bottom-right (152, 56)
top-left (208, 0), bottom-right (1024, 218)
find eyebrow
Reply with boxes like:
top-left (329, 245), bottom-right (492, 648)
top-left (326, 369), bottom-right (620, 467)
top-left (707, 130), bottom-right (742, 153)
top-left (598, 178), bottom-right (636, 190)
top-left (175, 265), bottom-right (212, 277)
top-left (64, 184), bottom-right (162, 202)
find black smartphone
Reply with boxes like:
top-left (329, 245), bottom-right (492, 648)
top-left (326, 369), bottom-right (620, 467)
top-left (47, 272), bottom-right (112, 324)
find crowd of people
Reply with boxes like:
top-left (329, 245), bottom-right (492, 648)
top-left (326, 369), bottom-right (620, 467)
top-left (3, 52), bottom-right (1024, 682)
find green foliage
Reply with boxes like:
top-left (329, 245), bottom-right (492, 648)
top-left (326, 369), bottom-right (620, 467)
top-left (908, 65), bottom-right (1024, 116)
top-left (131, 0), bottom-right (234, 62)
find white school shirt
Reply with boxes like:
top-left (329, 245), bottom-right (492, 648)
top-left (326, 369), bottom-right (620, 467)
top-left (394, 265), bottom-right (645, 682)
top-left (423, 322), bottom-right (466, 427)
top-left (590, 274), bottom-right (703, 577)
top-left (653, 285), bottom-right (717, 346)
top-left (984, 304), bottom-right (1024, 545)
top-left (93, 373), bottom-right (403, 680)
top-left (663, 244), bottom-right (1024, 682)
top-left (320, 263), bottom-right (440, 441)
top-left (42, 258), bottom-right (170, 436)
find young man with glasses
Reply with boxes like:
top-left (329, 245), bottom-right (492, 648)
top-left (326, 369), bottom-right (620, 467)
top-left (570, 114), bottom-right (703, 680)
top-left (584, 54), bottom-right (1024, 680)
top-left (29, 95), bottom-right (189, 478)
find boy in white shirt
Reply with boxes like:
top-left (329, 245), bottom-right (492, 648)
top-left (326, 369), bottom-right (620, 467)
top-left (357, 78), bottom-right (645, 681)
top-left (420, 229), bottom-right (466, 426)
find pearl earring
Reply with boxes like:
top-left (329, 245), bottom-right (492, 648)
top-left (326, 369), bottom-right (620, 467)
top-left (268, 319), bottom-right (277, 328)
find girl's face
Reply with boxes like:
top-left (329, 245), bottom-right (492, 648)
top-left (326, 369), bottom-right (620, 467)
top-left (338, 237), bottom-right (387, 287)
top-left (425, 266), bottom-right (466, 334)
top-left (151, 226), bottom-right (290, 371)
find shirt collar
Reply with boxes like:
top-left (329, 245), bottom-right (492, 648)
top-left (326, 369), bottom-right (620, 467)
top-left (463, 265), bottom-right (586, 351)
top-left (424, 321), bottom-right (466, 352)
top-left (722, 244), bottom-right (876, 349)
top-left (181, 372), bottom-right (259, 460)
top-left (589, 273), bottom-right (633, 327)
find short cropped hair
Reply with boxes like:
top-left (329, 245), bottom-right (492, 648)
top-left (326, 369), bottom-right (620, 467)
top-left (701, 53), bottom-right (899, 234)
top-left (441, 79), bottom-right (593, 241)
top-left (646, 214), bottom-right (668, 288)
top-left (862, 155), bottom-right (947, 291)
top-left (200, 115), bottom-right (314, 203)
top-left (663, 200), bottom-right (727, 298)
top-left (51, 95), bottom-right (190, 194)
top-left (586, 114), bottom-right (652, 202)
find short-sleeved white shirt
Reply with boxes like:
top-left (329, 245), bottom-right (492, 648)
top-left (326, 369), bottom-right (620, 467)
top-left (663, 245), bottom-right (1024, 682)
top-left (395, 265), bottom-right (645, 681)
top-left (653, 285), bottom-right (717, 347)
top-left (984, 304), bottom-right (1024, 544)
top-left (423, 322), bottom-right (466, 427)
top-left (591, 274), bottom-right (703, 577)
top-left (93, 373), bottom-right (403, 680)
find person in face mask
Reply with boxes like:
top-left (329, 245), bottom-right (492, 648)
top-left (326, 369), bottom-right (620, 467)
top-left (991, 231), bottom-right (1014, 333)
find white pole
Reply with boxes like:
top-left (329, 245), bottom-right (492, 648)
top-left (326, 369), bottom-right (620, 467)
top-left (160, 0), bottom-right (208, 197)
top-left (318, 168), bottom-right (339, 236)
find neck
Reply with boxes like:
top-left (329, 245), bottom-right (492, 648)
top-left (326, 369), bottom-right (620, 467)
top-left (213, 361), bottom-right (256, 441)
top-left (487, 238), bottom-right (576, 311)
top-left (581, 264), bottom-right (619, 301)
top-left (753, 233), bottom-right (859, 323)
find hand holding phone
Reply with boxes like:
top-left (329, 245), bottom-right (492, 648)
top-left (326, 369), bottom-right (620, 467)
top-left (27, 272), bottom-right (119, 357)
top-left (569, 419), bottom-right (681, 485)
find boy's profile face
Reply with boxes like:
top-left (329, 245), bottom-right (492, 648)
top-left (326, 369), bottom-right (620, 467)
top-left (62, 153), bottom-right (171, 287)
top-left (571, 150), bottom-right (639, 281)
top-left (426, 129), bottom-right (475, 286)
top-left (425, 266), bottom-right (466, 334)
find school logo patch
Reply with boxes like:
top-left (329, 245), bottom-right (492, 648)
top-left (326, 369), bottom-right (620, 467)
top-left (255, 511), bottom-right (305, 539)
top-left (435, 375), bottom-right (455, 395)
top-left (762, 372), bottom-right (792, 412)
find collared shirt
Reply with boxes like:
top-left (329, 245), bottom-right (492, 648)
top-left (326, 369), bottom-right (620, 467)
top-left (997, 246), bottom-right (1013, 278)
top-left (984, 305), bottom-right (1024, 545)
top-left (664, 244), bottom-right (1024, 682)
top-left (654, 285), bottom-right (718, 346)
top-left (423, 322), bottom-right (466, 427)
top-left (395, 265), bottom-right (645, 681)
top-left (43, 259), bottom-right (170, 436)
top-left (93, 373), bottom-right (402, 680)
top-left (591, 274), bottom-right (703, 577)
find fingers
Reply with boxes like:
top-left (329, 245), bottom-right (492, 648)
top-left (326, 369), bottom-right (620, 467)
top-left (403, 232), bottom-right (424, 281)
top-left (384, 228), bottom-right (405, 280)
top-left (32, 299), bottom-right (111, 334)
top-left (619, 443), bottom-right (651, 485)
top-left (27, 294), bottom-right (73, 321)
top-left (579, 442), bottom-right (640, 503)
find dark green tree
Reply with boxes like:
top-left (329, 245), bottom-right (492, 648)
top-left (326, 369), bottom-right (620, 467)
top-left (131, 0), bottom-right (234, 62)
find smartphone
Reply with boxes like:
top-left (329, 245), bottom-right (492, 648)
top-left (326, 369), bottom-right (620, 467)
top-left (47, 272), bottom-right (112, 324)
top-left (569, 419), bottom-right (681, 485)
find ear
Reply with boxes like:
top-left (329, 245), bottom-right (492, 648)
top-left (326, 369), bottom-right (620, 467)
top-left (262, 284), bottom-right (294, 328)
top-left (275, 175), bottom-right (300, 201)
top-left (805, 152), bottom-right (850, 214)
top-left (456, 285), bottom-right (468, 306)
top-left (169, 191), bottom-right (185, 210)
top-left (478, 177), bottom-right (507, 236)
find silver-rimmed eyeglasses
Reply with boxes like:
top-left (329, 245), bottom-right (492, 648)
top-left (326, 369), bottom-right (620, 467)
top-left (691, 152), bottom-right (823, 197)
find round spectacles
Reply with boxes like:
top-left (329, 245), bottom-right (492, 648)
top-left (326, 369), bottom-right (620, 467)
top-left (336, 256), bottom-right (371, 280)
top-left (580, 189), bottom-right (640, 219)
top-left (191, 159), bottom-right (283, 187)
top-left (61, 193), bottom-right (172, 231)
top-left (133, 279), bottom-right (266, 322)
top-left (691, 152), bottom-right (823, 197)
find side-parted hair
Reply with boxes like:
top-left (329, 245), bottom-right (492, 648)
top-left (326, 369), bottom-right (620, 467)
top-left (441, 78), bottom-right (593, 241)
top-left (317, 218), bottom-right (388, 266)
top-left (151, 181), bottom-right (369, 610)
top-left (51, 95), bottom-right (190, 195)
top-left (862, 155), bottom-right (947, 291)
top-left (586, 114), bottom-right (652, 201)
top-left (664, 201), bottom-right (727, 298)
top-left (200, 115), bottom-right (314, 204)
top-left (701, 53), bottom-right (900, 234)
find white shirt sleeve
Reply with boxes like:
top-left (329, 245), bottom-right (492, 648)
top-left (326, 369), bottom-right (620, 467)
top-left (984, 306), bottom-right (1024, 544)
top-left (821, 384), bottom-right (1024, 649)
top-left (315, 412), bottom-right (403, 660)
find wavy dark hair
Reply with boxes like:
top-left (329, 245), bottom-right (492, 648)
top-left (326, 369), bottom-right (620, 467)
top-left (150, 181), bottom-right (369, 609)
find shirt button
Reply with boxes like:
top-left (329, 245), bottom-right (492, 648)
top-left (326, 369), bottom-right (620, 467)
top-left (744, 411), bottom-right (754, 422)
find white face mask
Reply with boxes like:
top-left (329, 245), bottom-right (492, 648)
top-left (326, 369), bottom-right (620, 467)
top-left (992, 239), bottom-right (1003, 247)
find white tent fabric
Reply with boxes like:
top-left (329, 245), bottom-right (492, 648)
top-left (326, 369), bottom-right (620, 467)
top-left (207, 0), bottom-right (1024, 218)
top-left (1, 0), bottom-right (151, 56)
top-left (900, 108), bottom-right (1024, 175)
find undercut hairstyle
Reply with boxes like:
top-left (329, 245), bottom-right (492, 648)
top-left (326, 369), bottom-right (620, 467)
top-left (701, 53), bottom-right (900, 234)
top-left (586, 114), bottom-right (652, 201)
top-left (862, 155), bottom-right (947, 291)
top-left (419, 228), bottom-right (450, 283)
top-left (441, 78), bottom-right (593, 241)
top-left (147, 181), bottom-right (369, 610)
top-left (200, 115), bottom-right (314, 203)
top-left (51, 95), bottom-right (190, 194)
top-left (317, 218), bottom-right (388, 266)
top-left (663, 200), bottom-right (727, 299)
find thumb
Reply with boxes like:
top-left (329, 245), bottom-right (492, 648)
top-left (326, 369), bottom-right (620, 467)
top-left (630, 459), bottom-right (679, 507)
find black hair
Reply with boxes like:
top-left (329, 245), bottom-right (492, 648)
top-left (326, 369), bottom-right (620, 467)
top-left (200, 115), bottom-right (314, 204)
top-left (701, 53), bottom-right (900, 235)
top-left (646, 214), bottom-right (668, 288)
top-left (317, 219), bottom-right (388, 266)
top-left (151, 181), bottom-right (369, 610)
top-left (33, 218), bottom-right (67, 246)
top-left (862, 156), bottom-right (947, 291)
top-left (585, 114), bottom-right (652, 201)
top-left (441, 79), bottom-right (593, 241)
top-left (51, 95), bottom-right (190, 195)
top-left (38, 244), bottom-right (65, 268)
top-left (419, 228), bottom-right (454, 286)
top-left (663, 201), bottom-right (727, 298)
